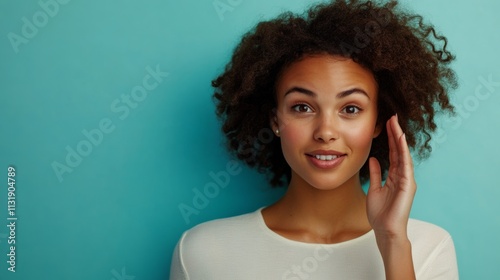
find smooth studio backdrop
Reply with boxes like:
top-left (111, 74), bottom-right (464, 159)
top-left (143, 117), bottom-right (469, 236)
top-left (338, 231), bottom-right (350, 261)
top-left (0, 0), bottom-right (499, 279)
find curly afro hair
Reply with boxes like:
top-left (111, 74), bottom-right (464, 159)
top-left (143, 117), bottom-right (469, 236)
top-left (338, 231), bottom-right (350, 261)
top-left (212, 0), bottom-right (457, 187)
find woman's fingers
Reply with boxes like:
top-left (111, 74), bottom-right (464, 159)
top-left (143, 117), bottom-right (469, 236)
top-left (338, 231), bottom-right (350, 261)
top-left (387, 115), bottom-right (398, 168)
top-left (389, 115), bottom-right (410, 168)
top-left (392, 115), bottom-right (414, 173)
top-left (389, 115), bottom-right (416, 191)
top-left (398, 129), bottom-right (415, 179)
top-left (368, 157), bottom-right (382, 192)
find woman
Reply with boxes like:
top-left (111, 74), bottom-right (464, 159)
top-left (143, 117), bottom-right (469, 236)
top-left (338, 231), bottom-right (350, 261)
top-left (170, 0), bottom-right (458, 279)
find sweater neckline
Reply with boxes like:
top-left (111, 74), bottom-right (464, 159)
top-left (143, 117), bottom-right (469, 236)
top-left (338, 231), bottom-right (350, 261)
top-left (254, 207), bottom-right (375, 248)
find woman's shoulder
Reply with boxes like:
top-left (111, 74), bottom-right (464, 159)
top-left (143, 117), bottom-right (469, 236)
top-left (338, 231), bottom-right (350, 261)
top-left (407, 218), bottom-right (452, 241)
top-left (179, 208), bottom-right (262, 247)
top-left (407, 218), bottom-right (456, 264)
top-left (170, 209), bottom-right (264, 279)
top-left (407, 219), bottom-right (458, 278)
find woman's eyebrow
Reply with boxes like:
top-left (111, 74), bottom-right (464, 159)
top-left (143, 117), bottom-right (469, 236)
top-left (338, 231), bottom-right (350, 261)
top-left (284, 86), bottom-right (316, 97)
top-left (283, 86), bottom-right (370, 100)
top-left (336, 88), bottom-right (370, 100)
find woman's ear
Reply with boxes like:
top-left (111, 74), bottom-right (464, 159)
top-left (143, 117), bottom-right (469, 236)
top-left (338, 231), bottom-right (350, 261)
top-left (269, 108), bottom-right (279, 135)
top-left (373, 120), bottom-right (383, 138)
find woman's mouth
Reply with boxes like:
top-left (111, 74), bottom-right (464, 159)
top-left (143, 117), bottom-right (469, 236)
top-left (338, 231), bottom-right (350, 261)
top-left (312, 154), bottom-right (341, 161)
top-left (306, 153), bottom-right (346, 169)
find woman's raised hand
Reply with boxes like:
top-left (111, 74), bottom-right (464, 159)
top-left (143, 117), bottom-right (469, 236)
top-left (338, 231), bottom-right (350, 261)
top-left (366, 114), bottom-right (417, 238)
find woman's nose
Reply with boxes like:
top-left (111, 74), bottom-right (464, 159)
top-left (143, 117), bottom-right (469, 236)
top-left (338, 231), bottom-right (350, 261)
top-left (313, 114), bottom-right (339, 142)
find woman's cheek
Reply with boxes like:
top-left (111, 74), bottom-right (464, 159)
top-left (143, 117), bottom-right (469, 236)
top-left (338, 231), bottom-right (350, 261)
top-left (280, 122), bottom-right (304, 144)
top-left (278, 122), bottom-right (308, 163)
top-left (343, 122), bottom-right (376, 150)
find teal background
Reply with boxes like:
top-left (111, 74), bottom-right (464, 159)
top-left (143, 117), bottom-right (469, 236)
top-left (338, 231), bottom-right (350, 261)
top-left (0, 0), bottom-right (499, 279)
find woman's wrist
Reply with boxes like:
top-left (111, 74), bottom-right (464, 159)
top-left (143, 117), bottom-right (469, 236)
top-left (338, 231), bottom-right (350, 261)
top-left (375, 233), bottom-right (410, 255)
top-left (374, 233), bottom-right (416, 280)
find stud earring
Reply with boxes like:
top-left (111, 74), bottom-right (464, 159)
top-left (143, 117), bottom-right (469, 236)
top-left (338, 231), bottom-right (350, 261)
top-left (275, 129), bottom-right (280, 136)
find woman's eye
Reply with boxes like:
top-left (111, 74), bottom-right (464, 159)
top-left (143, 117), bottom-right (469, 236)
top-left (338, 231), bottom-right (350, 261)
top-left (342, 105), bottom-right (361, 114)
top-left (292, 104), bottom-right (313, 113)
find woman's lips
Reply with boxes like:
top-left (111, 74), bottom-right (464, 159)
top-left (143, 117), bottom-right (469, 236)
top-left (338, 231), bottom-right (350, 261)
top-left (306, 154), bottom-right (346, 169)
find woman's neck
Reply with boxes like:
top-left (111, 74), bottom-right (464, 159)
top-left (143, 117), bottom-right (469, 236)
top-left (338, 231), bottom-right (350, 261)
top-left (262, 173), bottom-right (371, 244)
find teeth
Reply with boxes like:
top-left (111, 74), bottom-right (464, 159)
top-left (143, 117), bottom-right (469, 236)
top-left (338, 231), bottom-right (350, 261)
top-left (315, 155), bottom-right (339, 161)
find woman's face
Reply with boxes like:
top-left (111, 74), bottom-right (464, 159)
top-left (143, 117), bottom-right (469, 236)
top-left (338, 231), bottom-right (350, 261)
top-left (273, 54), bottom-right (381, 190)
